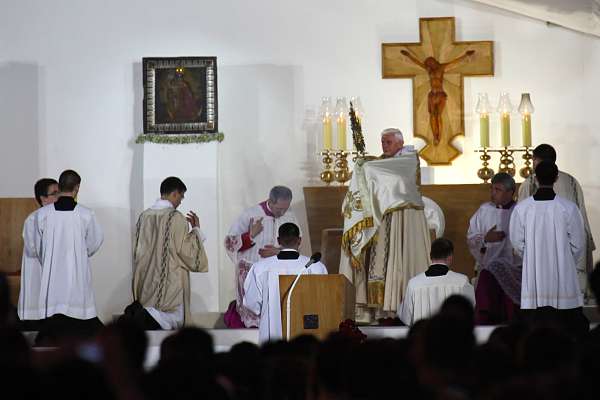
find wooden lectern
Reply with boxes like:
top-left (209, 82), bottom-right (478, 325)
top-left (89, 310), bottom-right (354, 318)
top-left (279, 274), bottom-right (355, 340)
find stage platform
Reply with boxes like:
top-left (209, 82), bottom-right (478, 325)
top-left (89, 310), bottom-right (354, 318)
top-left (25, 303), bottom-right (600, 369)
top-left (139, 325), bottom-right (500, 368)
top-left (26, 325), bottom-right (498, 368)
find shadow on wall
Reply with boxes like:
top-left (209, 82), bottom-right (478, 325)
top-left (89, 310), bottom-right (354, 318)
top-left (217, 64), bottom-right (316, 308)
top-left (92, 61), bottom-right (146, 322)
top-left (91, 206), bottom-right (135, 322)
top-left (130, 62), bottom-right (145, 228)
top-left (0, 62), bottom-right (40, 196)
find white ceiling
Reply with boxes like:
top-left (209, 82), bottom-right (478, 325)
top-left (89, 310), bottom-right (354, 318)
top-left (470, 0), bottom-right (600, 37)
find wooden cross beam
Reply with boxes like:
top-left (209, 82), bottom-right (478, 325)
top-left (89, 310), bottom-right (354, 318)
top-left (382, 17), bottom-right (494, 165)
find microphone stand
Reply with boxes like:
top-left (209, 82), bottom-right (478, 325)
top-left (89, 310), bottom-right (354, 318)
top-left (285, 253), bottom-right (321, 341)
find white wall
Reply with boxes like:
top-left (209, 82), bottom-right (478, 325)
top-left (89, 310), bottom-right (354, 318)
top-left (1, 0), bottom-right (599, 320)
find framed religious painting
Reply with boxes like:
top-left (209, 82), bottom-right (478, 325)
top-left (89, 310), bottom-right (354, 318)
top-left (143, 56), bottom-right (218, 134)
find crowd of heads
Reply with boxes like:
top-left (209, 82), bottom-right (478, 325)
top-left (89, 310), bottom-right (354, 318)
top-left (3, 264), bottom-right (600, 400)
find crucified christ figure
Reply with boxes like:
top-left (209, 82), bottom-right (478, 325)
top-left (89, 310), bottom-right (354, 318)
top-left (400, 49), bottom-right (475, 144)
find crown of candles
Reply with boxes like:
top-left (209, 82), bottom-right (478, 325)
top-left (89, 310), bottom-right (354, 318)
top-left (476, 92), bottom-right (534, 148)
top-left (317, 97), bottom-right (364, 185)
top-left (319, 96), bottom-right (363, 151)
top-left (475, 93), bottom-right (535, 182)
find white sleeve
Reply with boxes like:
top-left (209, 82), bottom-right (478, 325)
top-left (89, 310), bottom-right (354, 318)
top-left (33, 212), bottom-right (44, 264)
top-left (310, 262), bottom-right (328, 274)
top-left (466, 210), bottom-right (485, 264)
top-left (422, 196), bottom-right (445, 238)
top-left (462, 282), bottom-right (476, 305)
top-left (243, 266), bottom-right (262, 315)
top-left (573, 180), bottom-right (595, 250)
top-left (567, 206), bottom-right (586, 264)
top-left (224, 210), bottom-right (252, 263)
top-left (517, 178), bottom-right (532, 201)
top-left (86, 211), bottom-right (104, 257)
top-left (228, 210), bottom-right (252, 236)
top-left (509, 208), bottom-right (525, 257)
top-left (22, 214), bottom-right (38, 258)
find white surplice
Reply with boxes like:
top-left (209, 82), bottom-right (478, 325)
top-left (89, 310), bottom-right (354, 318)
top-left (243, 249), bottom-right (327, 343)
top-left (518, 171), bottom-right (595, 295)
top-left (34, 202), bottom-right (104, 319)
top-left (19, 209), bottom-right (43, 320)
top-left (509, 195), bottom-right (585, 309)
top-left (225, 202), bottom-right (299, 327)
top-left (397, 269), bottom-right (475, 325)
top-left (467, 202), bottom-right (522, 304)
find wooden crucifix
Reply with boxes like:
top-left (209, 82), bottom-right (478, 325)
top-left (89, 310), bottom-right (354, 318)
top-left (382, 17), bottom-right (494, 165)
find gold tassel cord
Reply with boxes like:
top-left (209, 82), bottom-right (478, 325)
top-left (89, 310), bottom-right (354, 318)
top-left (341, 217), bottom-right (374, 270)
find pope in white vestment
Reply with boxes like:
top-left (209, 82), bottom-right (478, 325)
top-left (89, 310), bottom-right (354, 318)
top-left (518, 144), bottom-right (595, 299)
top-left (243, 222), bottom-right (327, 343)
top-left (225, 186), bottom-right (299, 328)
top-left (34, 195), bottom-right (104, 320)
top-left (510, 162), bottom-right (585, 310)
top-left (340, 129), bottom-right (431, 323)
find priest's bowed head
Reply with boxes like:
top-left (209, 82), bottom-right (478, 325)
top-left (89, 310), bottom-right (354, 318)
top-left (266, 186), bottom-right (292, 218)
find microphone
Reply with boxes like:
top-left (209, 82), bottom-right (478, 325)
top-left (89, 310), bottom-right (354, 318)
top-left (304, 252), bottom-right (322, 268)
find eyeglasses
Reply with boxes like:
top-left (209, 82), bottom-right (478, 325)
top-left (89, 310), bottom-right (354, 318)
top-left (46, 191), bottom-right (59, 196)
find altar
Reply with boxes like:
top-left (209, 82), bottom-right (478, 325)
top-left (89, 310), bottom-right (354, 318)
top-left (304, 184), bottom-right (494, 278)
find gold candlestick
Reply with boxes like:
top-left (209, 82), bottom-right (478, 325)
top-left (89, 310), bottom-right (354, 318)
top-left (334, 150), bottom-right (352, 184)
top-left (519, 146), bottom-right (533, 178)
top-left (498, 147), bottom-right (516, 177)
top-left (477, 148), bottom-right (494, 183)
top-left (475, 146), bottom-right (534, 182)
top-left (319, 150), bottom-right (334, 185)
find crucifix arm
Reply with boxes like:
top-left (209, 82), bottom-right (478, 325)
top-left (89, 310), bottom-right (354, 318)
top-left (400, 49), bottom-right (426, 69)
top-left (443, 50), bottom-right (475, 70)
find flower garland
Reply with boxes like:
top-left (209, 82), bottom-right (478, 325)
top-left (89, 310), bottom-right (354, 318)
top-left (135, 132), bottom-right (224, 145)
